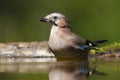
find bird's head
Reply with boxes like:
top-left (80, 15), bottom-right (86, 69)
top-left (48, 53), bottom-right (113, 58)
top-left (40, 13), bottom-right (70, 28)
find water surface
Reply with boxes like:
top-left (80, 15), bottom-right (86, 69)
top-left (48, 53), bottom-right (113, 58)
top-left (0, 58), bottom-right (120, 80)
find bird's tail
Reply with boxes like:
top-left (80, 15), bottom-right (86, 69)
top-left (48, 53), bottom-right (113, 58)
top-left (76, 40), bottom-right (108, 51)
top-left (92, 40), bottom-right (108, 46)
top-left (89, 40), bottom-right (108, 50)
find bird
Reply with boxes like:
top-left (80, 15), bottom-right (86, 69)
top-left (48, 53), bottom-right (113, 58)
top-left (40, 12), bottom-right (107, 61)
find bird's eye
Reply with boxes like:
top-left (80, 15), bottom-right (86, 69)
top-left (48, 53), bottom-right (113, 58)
top-left (53, 16), bottom-right (57, 19)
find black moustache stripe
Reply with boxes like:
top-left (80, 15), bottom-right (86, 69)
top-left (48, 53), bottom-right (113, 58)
top-left (49, 20), bottom-right (58, 26)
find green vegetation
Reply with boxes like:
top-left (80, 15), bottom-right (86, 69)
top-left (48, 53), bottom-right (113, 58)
top-left (0, 0), bottom-right (120, 42)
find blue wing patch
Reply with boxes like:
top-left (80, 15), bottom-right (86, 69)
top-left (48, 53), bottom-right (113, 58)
top-left (75, 45), bottom-right (90, 51)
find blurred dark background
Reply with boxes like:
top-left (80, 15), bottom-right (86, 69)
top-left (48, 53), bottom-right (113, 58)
top-left (0, 0), bottom-right (120, 42)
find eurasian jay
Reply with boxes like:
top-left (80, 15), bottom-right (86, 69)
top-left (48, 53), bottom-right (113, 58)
top-left (40, 13), bottom-right (107, 61)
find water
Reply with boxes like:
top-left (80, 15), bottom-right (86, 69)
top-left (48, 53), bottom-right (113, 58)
top-left (0, 58), bottom-right (120, 80)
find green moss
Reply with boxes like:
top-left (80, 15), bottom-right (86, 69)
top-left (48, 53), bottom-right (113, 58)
top-left (91, 41), bottom-right (120, 54)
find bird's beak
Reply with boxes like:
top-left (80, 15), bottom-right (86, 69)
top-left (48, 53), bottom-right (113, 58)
top-left (39, 17), bottom-right (58, 26)
top-left (39, 17), bottom-right (47, 22)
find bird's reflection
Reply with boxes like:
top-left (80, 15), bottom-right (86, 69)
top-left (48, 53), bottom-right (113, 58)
top-left (49, 59), bottom-right (106, 80)
top-left (49, 60), bottom-right (89, 80)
